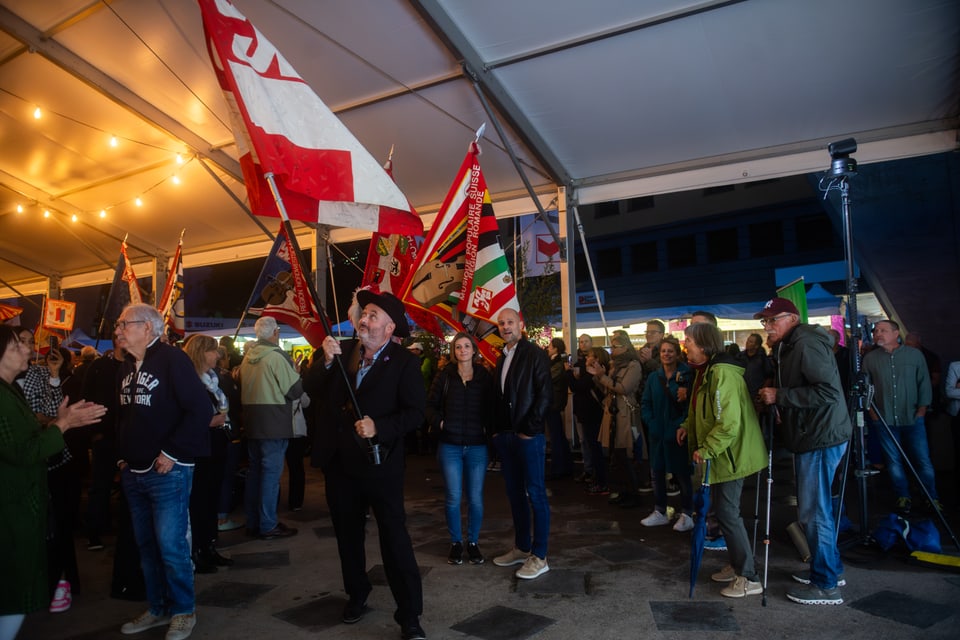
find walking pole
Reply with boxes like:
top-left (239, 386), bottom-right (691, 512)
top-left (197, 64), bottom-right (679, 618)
top-left (752, 467), bottom-right (762, 555)
top-left (761, 406), bottom-right (776, 607)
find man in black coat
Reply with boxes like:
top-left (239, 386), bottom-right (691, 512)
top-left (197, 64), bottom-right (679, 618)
top-left (491, 308), bottom-right (553, 580)
top-left (305, 291), bottom-right (426, 640)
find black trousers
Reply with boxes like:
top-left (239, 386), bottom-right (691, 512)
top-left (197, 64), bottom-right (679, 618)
top-left (324, 462), bottom-right (423, 625)
top-left (190, 430), bottom-right (229, 550)
top-left (285, 436), bottom-right (309, 510)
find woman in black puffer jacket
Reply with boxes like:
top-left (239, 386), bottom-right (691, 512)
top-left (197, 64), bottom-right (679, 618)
top-left (426, 333), bottom-right (494, 566)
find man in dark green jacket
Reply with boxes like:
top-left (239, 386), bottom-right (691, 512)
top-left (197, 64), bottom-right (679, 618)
top-left (756, 298), bottom-right (852, 606)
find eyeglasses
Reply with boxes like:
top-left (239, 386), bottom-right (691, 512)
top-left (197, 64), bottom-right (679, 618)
top-left (759, 314), bottom-right (791, 327)
top-left (115, 320), bottom-right (147, 330)
top-left (611, 344), bottom-right (626, 350)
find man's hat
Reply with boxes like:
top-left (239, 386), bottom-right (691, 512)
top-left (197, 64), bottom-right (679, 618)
top-left (356, 290), bottom-right (410, 338)
top-left (753, 297), bottom-right (800, 319)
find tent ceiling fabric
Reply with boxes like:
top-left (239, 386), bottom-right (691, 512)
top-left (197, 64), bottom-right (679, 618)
top-left (0, 0), bottom-right (957, 297)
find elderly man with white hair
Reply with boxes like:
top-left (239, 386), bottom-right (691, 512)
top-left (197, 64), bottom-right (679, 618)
top-left (239, 316), bottom-right (303, 541)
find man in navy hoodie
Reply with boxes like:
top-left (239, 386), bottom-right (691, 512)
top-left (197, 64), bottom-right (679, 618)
top-left (114, 304), bottom-right (213, 640)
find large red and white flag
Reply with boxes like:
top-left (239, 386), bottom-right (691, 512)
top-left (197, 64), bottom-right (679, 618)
top-left (158, 235), bottom-right (185, 338)
top-left (198, 0), bottom-right (421, 234)
top-left (400, 143), bottom-right (520, 364)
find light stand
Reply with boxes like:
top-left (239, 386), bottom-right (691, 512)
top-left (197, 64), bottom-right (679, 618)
top-left (826, 141), bottom-right (959, 551)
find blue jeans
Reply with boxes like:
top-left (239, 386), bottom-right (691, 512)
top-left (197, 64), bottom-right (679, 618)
top-left (795, 442), bottom-right (847, 589)
top-left (437, 443), bottom-right (487, 543)
top-left (245, 438), bottom-right (289, 533)
top-left (122, 465), bottom-right (195, 616)
top-left (872, 417), bottom-right (939, 502)
top-left (493, 432), bottom-right (550, 559)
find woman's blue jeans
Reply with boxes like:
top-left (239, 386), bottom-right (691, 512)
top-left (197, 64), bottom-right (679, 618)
top-left (437, 443), bottom-right (487, 543)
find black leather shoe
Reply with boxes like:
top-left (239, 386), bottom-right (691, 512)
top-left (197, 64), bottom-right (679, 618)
top-left (204, 546), bottom-right (234, 567)
top-left (342, 598), bottom-right (368, 624)
top-left (192, 551), bottom-right (218, 574)
top-left (259, 522), bottom-right (298, 540)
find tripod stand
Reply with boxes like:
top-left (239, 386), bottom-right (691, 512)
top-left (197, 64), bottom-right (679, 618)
top-left (824, 142), bottom-right (959, 552)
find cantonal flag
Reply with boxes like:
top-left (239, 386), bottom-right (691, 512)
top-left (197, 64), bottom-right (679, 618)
top-left (43, 298), bottom-right (76, 332)
top-left (198, 0), bottom-right (422, 235)
top-left (401, 143), bottom-right (520, 364)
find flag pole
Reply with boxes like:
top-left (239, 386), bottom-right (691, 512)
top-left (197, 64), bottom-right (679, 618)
top-left (262, 172), bottom-right (377, 462)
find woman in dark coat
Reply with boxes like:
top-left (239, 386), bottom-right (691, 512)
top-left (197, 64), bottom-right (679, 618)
top-left (426, 332), bottom-right (494, 566)
top-left (0, 325), bottom-right (105, 638)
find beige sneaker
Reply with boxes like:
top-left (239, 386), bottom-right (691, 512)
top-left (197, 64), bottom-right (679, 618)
top-left (710, 564), bottom-right (736, 583)
top-left (720, 575), bottom-right (762, 598)
top-left (493, 547), bottom-right (529, 567)
top-left (165, 613), bottom-right (196, 640)
top-left (515, 555), bottom-right (550, 580)
top-left (121, 611), bottom-right (170, 635)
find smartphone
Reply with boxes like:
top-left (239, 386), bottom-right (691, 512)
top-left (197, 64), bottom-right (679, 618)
top-left (48, 336), bottom-right (59, 351)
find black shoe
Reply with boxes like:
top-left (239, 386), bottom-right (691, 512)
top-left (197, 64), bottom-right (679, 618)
top-left (618, 493), bottom-right (642, 508)
top-left (87, 536), bottom-right (104, 551)
top-left (193, 551), bottom-right (218, 574)
top-left (204, 545), bottom-right (233, 567)
top-left (342, 598), bottom-right (369, 624)
top-left (466, 542), bottom-right (485, 565)
top-left (402, 622), bottom-right (427, 640)
top-left (260, 522), bottom-right (298, 540)
top-left (447, 542), bottom-right (463, 565)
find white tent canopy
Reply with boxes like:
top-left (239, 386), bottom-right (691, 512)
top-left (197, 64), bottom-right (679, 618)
top-left (0, 0), bottom-right (957, 298)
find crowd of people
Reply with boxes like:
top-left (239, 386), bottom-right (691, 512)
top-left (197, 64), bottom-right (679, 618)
top-left (1, 293), bottom-right (954, 639)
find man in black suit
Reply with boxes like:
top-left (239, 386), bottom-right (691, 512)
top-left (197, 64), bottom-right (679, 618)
top-left (305, 291), bottom-right (427, 640)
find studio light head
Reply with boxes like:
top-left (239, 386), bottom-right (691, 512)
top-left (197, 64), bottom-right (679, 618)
top-left (827, 137), bottom-right (858, 178)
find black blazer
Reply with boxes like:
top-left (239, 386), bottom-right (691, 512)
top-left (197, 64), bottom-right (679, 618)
top-left (305, 340), bottom-right (425, 478)
top-left (494, 338), bottom-right (552, 437)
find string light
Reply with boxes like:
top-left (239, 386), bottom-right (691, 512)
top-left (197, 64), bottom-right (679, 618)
top-left (176, 153), bottom-right (184, 164)
top-left (33, 106), bottom-right (41, 119)
top-left (100, 209), bottom-right (107, 218)
top-left (43, 210), bottom-right (50, 218)
top-left (71, 214), bottom-right (78, 222)
top-left (110, 135), bottom-right (118, 147)
top-left (171, 174), bottom-right (181, 185)
top-left (135, 197), bottom-right (143, 207)
top-left (16, 204), bottom-right (23, 213)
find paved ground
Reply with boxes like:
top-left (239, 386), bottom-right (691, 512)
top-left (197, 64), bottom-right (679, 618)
top-left (18, 451), bottom-right (960, 640)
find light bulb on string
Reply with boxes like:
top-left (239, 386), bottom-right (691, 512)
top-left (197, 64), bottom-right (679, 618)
top-left (176, 153), bottom-right (184, 164)
top-left (71, 214), bottom-right (78, 223)
top-left (110, 135), bottom-right (118, 147)
top-left (43, 210), bottom-right (50, 218)
top-left (100, 209), bottom-right (107, 218)
top-left (135, 197), bottom-right (143, 207)
top-left (171, 174), bottom-right (181, 185)
top-left (33, 106), bottom-right (41, 119)
top-left (16, 204), bottom-right (23, 213)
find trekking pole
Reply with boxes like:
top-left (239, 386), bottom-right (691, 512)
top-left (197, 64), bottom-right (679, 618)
top-left (762, 406), bottom-right (776, 606)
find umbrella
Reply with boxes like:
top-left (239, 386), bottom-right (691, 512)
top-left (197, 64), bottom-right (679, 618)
top-left (689, 459), bottom-right (712, 598)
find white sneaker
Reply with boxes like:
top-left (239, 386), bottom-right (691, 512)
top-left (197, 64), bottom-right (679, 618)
top-left (122, 611), bottom-right (171, 635)
top-left (641, 510), bottom-right (670, 527)
top-left (493, 547), bottom-right (529, 567)
top-left (673, 513), bottom-right (694, 532)
top-left (721, 575), bottom-right (763, 598)
top-left (515, 555), bottom-right (549, 579)
top-left (165, 613), bottom-right (196, 640)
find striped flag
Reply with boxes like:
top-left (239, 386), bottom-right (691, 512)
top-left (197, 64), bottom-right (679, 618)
top-left (43, 299), bottom-right (76, 332)
top-left (99, 240), bottom-right (142, 338)
top-left (198, 0), bottom-right (421, 234)
top-left (158, 235), bottom-right (185, 338)
top-left (401, 144), bottom-right (520, 364)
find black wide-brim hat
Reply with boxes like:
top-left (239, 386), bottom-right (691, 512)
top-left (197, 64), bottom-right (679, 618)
top-left (356, 290), bottom-right (411, 338)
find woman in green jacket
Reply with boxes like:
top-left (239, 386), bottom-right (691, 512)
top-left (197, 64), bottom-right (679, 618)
top-left (677, 322), bottom-right (767, 599)
top-left (0, 325), bottom-right (106, 639)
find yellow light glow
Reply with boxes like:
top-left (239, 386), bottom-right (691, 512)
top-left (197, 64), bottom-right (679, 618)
top-left (135, 197), bottom-right (143, 207)
top-left (33, 106), bottom-right (41, 119)
top-left (176, 153), bottom-right (184, 164)
top-left (71, 214), bottom-right (78, 222)
top-left (172, 175), bottom-right (181, 185)
top-left (110, 136), bottom-right (118, 147)
top-left (16, 204), bottom-right (23, 213)
top-left (100, 209), bottom-right (107, 218)
top-left (43, 210), bottom-right (50, 218)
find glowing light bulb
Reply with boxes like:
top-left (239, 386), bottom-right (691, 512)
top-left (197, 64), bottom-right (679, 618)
top-left (110, 136), bottom-right (118, 147)
top-left (16, 204), bottom-right (23, 213)
top-left (176, 153), bottom-right (184, 164)
top-left (135, 197), bottom-right (143, 207)
top-left (33, 106), bottom-right (41, 119)
top-left (172, 174), bottom-right (181, 185)
top-left (100, 209), bottom-right (107, 218)
top-left (43, 210), bottom-right (50, 218)
top-left (71, 214), bottom-right (78, 222)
